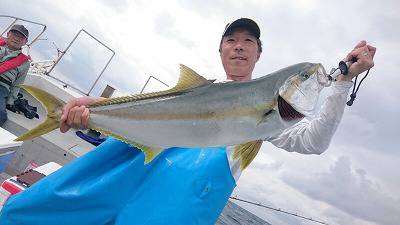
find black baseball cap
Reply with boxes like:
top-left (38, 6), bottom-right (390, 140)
top-left (10, 24), bottom-right (29, 39)
top-left (222, 18), bottom-right (260, 39)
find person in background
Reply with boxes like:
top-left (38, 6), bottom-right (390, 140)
top-left (0, 24), bottom-right (30, 126)
top-left (0, 18), bottom-right (375, 225)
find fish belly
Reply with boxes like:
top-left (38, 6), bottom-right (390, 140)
top-left (89, 111), bottom-right (285, 148)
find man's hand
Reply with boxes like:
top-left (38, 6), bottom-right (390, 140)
top-left (337, 40), bottom-right (376, 82)
top-left (60, 96), bottom-right (104, 133)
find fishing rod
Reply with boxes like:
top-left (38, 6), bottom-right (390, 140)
top-left (229, 196), bottom-right (329, 225)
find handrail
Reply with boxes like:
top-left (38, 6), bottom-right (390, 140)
top-left (46, 29), bottom-right (115, 96)
top-left (140, 76), bottom-right (169, 94)
top-left (1, 16), bottom-right (115, 97)
top-left (0, 15), bottom-right (47, 46)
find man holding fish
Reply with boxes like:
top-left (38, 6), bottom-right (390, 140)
top-left (0, 18), bottom-right (376, 225)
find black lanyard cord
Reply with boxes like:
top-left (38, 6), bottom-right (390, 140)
top-left (346, 69), bottom-right (371, 106)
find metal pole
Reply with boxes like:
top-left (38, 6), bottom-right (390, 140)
top-left (84, 29), bottom-right (115, 96)
top-left (140, 76), bottom-right (169, 94)
top-left (45, 29), bottom-right (115, 96)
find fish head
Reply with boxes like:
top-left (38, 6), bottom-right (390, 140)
top-left (277, 62), bottom-right (327, 120)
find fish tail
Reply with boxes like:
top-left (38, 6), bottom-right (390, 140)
top-left (15, 85), bottom-right (65, 141)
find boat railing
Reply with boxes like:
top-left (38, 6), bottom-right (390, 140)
top-left (29, 60), bottom-right (57, 76)
top-left (1, 15), bottom-right (116, 97)
top-left (45, 29), bottom-right (115, 96)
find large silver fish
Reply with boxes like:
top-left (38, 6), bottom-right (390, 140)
top-left (16, 63), bottom-right (326, 169)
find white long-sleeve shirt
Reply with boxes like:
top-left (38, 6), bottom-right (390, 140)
top-left (226, 81), bottom-right (353, 181)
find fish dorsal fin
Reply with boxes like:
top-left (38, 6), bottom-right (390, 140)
top-left (173, 64), bottom-right (211, 91)
top-left (90, 64), bottom-right (211, 107)
top-left (233, 140), bottom-right (263, 170)
top-left (92, 127), bottom-right (162, 164)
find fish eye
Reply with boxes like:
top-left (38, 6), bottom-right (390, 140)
top-left (299, 71), bottom-right (310, 80)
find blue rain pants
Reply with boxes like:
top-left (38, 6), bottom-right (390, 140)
top-left (0, 138), bottom-right (236, 225)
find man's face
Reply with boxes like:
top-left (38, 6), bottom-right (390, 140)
top-left (220, 30), bottom-right (260, 81)
top-left (6, 30), bottom-right (27, 50)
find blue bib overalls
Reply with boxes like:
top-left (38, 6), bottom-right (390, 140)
top-left (0, 138), bottom-right (236, 225)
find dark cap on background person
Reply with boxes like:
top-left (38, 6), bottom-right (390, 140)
top-left (10, 24), bottom-right (29, 39)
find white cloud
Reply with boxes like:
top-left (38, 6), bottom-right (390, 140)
top-left (282, 156), bottom-right (400, 225)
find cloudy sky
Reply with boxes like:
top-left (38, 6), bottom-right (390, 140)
top-left (1, 0), bottom-right (399, 224)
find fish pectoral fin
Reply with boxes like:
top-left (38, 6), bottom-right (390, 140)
top-left (90, 64), bottom-right (212, 107)
top-left (233, 140), bottom-right (263, 170)
top-left (256, 109), bottom-right (275, 126)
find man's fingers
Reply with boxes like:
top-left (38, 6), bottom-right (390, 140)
top-left (345, 50), bottom-right (358, 62)
top-left (367, 45), bottom-right (376, 58)
top-left (346, 45), bottom-right (371, 62)
top-left (60, 101), bottom-right (78, 133)
top-left (73, 105), bottom-right (86, 129)
top-left (61, 100), bottom-right (77, 123)
top-left (82, 108), bottom-right (90, 128)
top-left (60, 123), bottom-right (71, 133)
top-left (353, 40), bottom-right (366, 49)
top-left (59, 97), bottom-right (98, 133)
top-left (339, 41), bottom-right (376, 81)
top-left (64, 106), bottom-right (89, 130)
top-left (66, 106), bottom-right (78, 126)
top-left (72, 106), bottom-right (84, 128)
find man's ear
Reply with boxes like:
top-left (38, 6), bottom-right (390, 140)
top-left (256, 52), bottom-right (261, 62)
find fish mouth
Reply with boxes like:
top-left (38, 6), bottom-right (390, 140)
top-left (278, 95), bottom-right (305, 121)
